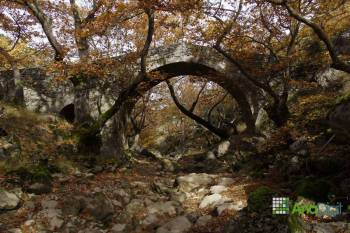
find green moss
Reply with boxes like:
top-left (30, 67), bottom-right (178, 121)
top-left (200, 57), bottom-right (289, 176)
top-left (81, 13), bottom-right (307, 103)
top-left (248, 186), bottom-right (275, 212)
top-left (288, 214), bottom-right (303, 233)
top-left (335, 91), bottom-right (350, 105)
top-left (295, 178), bottom-right (330, 202)
top-left (32, 165), bottom-right (52, 183)
top-left (6, 164), bottom-right (52, 184)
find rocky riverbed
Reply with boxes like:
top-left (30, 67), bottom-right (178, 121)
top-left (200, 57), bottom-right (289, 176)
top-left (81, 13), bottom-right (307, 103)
top-left (0, 155), bottom-right (255, 233)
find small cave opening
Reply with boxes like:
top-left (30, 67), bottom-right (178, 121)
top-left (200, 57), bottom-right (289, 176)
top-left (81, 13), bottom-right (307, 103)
top-left (59, 104), bottom-right (75, 123)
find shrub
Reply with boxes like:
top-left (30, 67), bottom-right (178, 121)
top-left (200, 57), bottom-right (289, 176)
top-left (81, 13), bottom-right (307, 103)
top-left (295, 178), bottom-right (330, 202)
top-left (248, 186), bottom-right (275, 212)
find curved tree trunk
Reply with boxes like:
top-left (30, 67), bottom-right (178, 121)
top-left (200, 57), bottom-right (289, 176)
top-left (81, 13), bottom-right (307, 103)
top-left (100, 101), bottom-right (132, 157)
top-left (0, 49), bottom-right (24, 106)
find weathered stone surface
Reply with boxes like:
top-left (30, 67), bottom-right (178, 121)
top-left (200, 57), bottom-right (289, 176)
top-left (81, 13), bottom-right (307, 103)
top-left (0, 189), bottom-right (20, 210)
top-left (63, 193), bottom-right (114, 222)
top-left (210, 185), bottom-right (228, 194)
top-left (111, 224), bottom-right (127, 232)
top-left (329, 100), bottom-right (350, 141)
top-left (125, 199), bottom-right (145, 217)
top-left (199, 194), bottom-right (231, 209)
top-left (36, 208), bottom-right (64, 231)
top-left (27, 183), bottom-right (51, 195)
top-left (195, 215), bottom-right (212, 226)
top-left (215, 202), bottom-right (244, 216)
top-left (217, 141), bottom-right (230, 157)
top-left (147, 201), bottom-right (178, 216)
top-left (63, 196), bottom-right (86, 216)
top-left (175, 173), bottom-right (215, 192)
top-left (141, 214), bottom-right (160, 226)
top-left (217, 177), bottom-right (235, 186)
top-left (156, 216), bottom-right (192, 233)
top-left (83, 192), bottom-right (114, 222)
top-left (206, 151), bottom-right (216, 160)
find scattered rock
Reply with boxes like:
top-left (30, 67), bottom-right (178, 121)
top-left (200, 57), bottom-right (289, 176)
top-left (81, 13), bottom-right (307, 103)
top-left (126, 199), bottom-right (145, 217)
top-left (215, 202), bottom-right (244, 216)
top-left (161, 158), bottom-right (175, 172)
top-left (152, 181), bottom-right (171, 195)
top-left (63, 196), bottom-right (86, 216)
top-left (36, 208), bottom-right (64, 231)
top-left (289, 138), bottom-right (309, 156)
top-left (147, 201), bottom-right (178, 216)
top-left (170, 191), bottom-right (187, 203)
top-left (175, 173), bottom-right (215, 193)
top-left (0, 189), bottom-right (20, 210)
top-left (63, 193), bottom-right (114, 223)
top-left (217, 141), bottom-right (230, 157)
top-left (41, 199), bottom-right (58, 209)
top-left (199, 194), bottom-right (230, 209)
top-left (141, 214), bottom-right (160, 226)
top-left (111, 224), bottom-right (127, 232)
top-left (26, 183), bottom-right (51, 194)
top-left (210, 185), bottom-right (228, 194)
top-left (156, 216), bottom-right (192, 233)
top-left (195, 215), bottom-right (212, 226)
top-left (206, 151), bottom-right (216, 160)
top-left (217, 177), bottom-right (235, 186)
top-left (83, 192), bottom-right (114, 222)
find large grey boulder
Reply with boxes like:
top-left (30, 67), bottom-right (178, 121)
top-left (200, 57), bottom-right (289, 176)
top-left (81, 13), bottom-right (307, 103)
top-left (63, 193), bottom-right (114, 222)
top-left (156, 216), bottom-right (192, 233)
top-left (210, 185), bottom-right (228, 194)
top-left (199, 194), bottom-right (231, 209)
top-left (146, 201), bottom-right (178, 216)
top-left (175, 173), bottom-right (215, 193)
top-left (329, 100), bottom-right (350, 141)
top-left (36, 208), bottom-right (64, 231)
top-left (27, 182), bottom-right (52, 194)
top-left (84, 192), bottom-right (114, 222)
top-left (0, 189), bottom-right (20, 210)
top-left (195, 215), bottom-right (212, 226)
top-left (215, 201), bottom-right (245, 216)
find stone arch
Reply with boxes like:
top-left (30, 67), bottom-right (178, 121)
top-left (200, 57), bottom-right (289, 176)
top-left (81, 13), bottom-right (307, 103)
top-left (59, 104), bottom-right (75, 123)
top-left (142, 62), bottom-right (254, 133)
top-left (101, 45), bottom-right (256, 156)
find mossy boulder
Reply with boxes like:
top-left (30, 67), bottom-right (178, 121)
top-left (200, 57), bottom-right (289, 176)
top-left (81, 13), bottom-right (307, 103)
top-left (248, 186), bottom-right (275, 212)
top-left (295, 178), bottom-right (330, 202)
top-left (6, 163), bottom-right (52, 185)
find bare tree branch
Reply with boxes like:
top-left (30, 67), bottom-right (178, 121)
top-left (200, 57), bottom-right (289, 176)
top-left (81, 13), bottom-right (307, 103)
top-left (189, 82), bottom-right (206, 112)
top-left (166, 80), bottom-right (229, 139)
top-left (11, 0), bottom-right (65, 61)
top-left (267, 0), bottom-right (350, 73)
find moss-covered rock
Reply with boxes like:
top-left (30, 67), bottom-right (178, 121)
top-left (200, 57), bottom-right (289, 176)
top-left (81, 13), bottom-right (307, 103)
top-left (248, 186), bottom-right (275, 212)
top-left (6, 163), bottom-right (52, 184)
top-left (295, 178), bottom-right (330, 202)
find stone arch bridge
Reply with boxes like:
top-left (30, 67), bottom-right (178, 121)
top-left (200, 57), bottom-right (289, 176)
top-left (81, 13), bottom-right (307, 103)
top-left (0, 43), bottom-right (259, 156)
